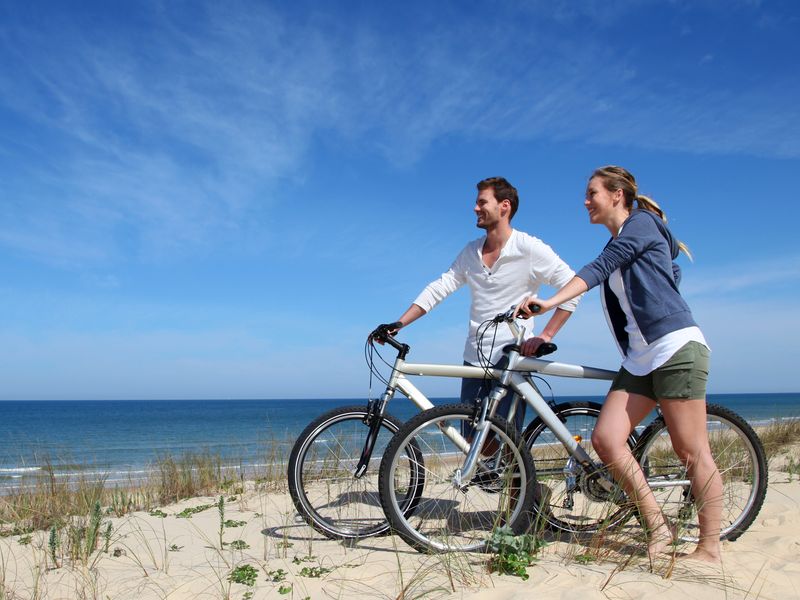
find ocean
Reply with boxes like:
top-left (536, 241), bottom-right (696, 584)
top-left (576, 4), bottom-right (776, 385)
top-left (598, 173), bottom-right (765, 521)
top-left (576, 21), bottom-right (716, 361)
top-left (1, 393), bottom-right (798, 490)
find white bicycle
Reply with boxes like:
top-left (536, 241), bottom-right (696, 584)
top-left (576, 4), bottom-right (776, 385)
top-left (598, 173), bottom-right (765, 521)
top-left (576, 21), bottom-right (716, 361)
top-left (289, 309), bottom-right (767, 553)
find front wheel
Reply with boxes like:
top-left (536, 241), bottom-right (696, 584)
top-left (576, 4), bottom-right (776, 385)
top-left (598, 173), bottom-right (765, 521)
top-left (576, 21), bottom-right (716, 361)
top-left (379, 404), bottom-right (537, 553)
top-left (288, 405), bottom-right (420, 540)
top-left (636, 403), bottom-right (768, 542)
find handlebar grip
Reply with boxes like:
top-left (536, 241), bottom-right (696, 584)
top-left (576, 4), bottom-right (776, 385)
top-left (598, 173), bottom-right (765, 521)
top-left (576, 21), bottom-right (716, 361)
top-left (528, 302), bottom-right (542, 314)
top-left (370, 322), bottom-right (403, 341)
top-left (535, 342), bottom-right (557, 357)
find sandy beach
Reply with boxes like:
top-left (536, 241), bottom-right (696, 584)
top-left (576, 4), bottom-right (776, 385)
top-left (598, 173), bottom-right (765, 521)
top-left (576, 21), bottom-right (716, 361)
top-left (1, 458), bottom-right (797, 600)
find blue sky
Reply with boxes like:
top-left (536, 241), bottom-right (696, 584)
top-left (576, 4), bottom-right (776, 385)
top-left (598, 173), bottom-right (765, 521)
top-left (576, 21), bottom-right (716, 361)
top-left (1, 0), bottom-right (798, 400)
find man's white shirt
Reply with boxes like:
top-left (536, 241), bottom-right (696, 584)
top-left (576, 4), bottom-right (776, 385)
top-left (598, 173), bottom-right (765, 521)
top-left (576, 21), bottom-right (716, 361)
top-left (413, 229), bottom-right (579, 364)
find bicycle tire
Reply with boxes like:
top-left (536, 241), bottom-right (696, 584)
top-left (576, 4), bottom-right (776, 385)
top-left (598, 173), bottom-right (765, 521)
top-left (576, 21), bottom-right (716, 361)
top-left (636, 403), bottom-right (768, 542)
top-left (379, 403), bottom-right (537, 553)
top-left (522, 401), bottom-right (638, 534)
top-left (288, 405), bottom-right (422, 540)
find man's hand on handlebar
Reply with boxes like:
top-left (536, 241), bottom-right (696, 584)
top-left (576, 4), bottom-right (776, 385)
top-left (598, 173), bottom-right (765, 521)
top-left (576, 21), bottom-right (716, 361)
top-left (521, 335), bottom-right (551, 357)
top-left (369, 322), bottom-right (403, 344)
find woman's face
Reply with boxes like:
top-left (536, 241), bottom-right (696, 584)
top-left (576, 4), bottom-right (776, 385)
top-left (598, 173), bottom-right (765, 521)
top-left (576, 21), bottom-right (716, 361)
top-left (584, 176), bottom-right (621, 225)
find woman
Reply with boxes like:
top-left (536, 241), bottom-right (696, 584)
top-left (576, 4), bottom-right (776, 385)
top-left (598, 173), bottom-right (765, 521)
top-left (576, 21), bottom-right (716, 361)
top-left (517, 166), bottom-right (721, 563)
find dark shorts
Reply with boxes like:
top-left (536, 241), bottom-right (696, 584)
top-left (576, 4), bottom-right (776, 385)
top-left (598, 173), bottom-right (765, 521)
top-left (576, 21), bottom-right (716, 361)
top-left (610, 341), bottom-right (710, 401)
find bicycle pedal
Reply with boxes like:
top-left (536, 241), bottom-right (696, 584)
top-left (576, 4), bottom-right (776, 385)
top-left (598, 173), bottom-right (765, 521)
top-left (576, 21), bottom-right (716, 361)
top-left (471, 470), bottom-right (503, 493)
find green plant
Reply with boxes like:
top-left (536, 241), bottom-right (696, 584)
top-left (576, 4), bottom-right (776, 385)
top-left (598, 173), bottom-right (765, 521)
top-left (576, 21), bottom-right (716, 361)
top-left (168, 543), bottom-right (183, 552)
top-left (229, 539), bottom-right (250, 550)
top-left (278, 584), bottom-right (292, 595)
top-left (48, 525), bottom-right (60, 568)
top-left (17, 535), bottom-right (32, 546)
top-left (291, 555), bottom-right (315, 564)
top-left (149, 509), bottom-right (168, 518)
top-left (218, 496), bottom-right (226, 549)
top-left (224, 519), bottom-right (247, 528)
top-left (175, 503), bottom-right (214, 518)
top-left (228, 564), bottom-right (258, 586)
top-left (61, 501), bottom-right (105, 565)
top-left (268, 568), bottom-right (287, 582)
top-left (110, 487), bottom-right (136, 517)
top-left (786, 454), bottom-right (800, 481)
top-left (487, 526), bottom-right (544, 580)
top-left (298, 565), bottom-right (332, 578)
top-left (0, 525), bottom-right (33, 538)
top-left (102, 522), bottom-right (113, 553)
top-left (574, 553), bottom-right (596, 564)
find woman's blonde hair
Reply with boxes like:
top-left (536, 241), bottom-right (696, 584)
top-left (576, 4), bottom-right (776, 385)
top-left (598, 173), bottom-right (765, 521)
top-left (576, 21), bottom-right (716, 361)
top-left (591, 165), bottom-right (692, 260)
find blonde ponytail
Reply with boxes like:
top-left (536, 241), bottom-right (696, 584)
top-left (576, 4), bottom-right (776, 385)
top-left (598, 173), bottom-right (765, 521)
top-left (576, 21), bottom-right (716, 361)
top-left (634, 194), bottom-right (692, 260)
top-left (592, 166), bottom-right (694, 260)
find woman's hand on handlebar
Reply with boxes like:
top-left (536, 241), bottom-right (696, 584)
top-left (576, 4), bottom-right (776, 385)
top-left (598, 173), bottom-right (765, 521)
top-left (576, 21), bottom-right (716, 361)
top-left (514, 295), bottom-right (556, 319)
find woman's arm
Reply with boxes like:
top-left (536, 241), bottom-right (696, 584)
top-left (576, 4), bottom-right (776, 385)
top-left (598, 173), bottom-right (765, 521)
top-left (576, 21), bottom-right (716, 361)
top-left (515, 276), bottom-right (589, 319)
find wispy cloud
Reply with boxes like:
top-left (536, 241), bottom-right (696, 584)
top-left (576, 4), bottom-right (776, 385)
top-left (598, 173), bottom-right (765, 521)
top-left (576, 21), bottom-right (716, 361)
top-left (1, 1), bottom-right (797, 267)
top-left (681, 256), bottom-right (800, 297)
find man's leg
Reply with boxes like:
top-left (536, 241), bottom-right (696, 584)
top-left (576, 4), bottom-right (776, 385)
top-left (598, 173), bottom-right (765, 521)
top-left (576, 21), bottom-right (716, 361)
top-left (459, 365), bottom-right (493, 439)
top-left (495, 390), bottom-right (526, 432)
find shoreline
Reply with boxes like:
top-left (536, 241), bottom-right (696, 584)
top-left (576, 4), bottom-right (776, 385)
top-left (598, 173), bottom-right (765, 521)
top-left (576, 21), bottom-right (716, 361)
top-left (4, 413), bottom-right (799, 494)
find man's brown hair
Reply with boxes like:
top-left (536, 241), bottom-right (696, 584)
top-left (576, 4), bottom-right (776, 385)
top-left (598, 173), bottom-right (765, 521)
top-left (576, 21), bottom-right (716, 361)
top-left (476, 176), bottom-right (519, 220)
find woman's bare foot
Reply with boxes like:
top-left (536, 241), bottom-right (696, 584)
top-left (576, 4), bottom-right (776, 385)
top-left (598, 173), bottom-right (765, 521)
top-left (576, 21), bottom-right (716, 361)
top-left (647, 523), bottom-right (675, 561)
top-left (678, 547), bottom-right (721, 564)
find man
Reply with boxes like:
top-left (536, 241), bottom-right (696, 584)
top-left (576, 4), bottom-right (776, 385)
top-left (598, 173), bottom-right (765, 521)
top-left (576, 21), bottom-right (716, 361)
top-left (391, 177), bottom-right (579, 430)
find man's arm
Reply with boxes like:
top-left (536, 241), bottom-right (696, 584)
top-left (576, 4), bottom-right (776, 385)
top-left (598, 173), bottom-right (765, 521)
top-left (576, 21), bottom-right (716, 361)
top-left (396, 304), bottom-right (427, 329)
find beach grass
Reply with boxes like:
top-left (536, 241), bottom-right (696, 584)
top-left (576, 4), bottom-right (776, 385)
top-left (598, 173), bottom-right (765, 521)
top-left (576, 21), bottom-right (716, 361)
top-left (0, 442), bottom-right (291, 538)
top-left (758, 417), bottom-right (800, 460)
top-left (0, 419), bottom-right (798, 599)
top-left (1, 419), bottom-right (796, 538)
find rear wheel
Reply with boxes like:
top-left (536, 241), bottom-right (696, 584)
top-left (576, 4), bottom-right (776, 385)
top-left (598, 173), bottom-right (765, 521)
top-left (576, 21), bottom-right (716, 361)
top-left (522, 401), bottom-right (637, 534)
top-left (636, 403), bottom-right (768, 542)
top-left (288, 405), bottom-right (421, 540)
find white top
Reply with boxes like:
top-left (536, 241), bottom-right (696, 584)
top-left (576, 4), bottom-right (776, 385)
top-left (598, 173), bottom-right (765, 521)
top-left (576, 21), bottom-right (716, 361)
top-left (413, 229), bottom-right (579, 364)
top-left (608, 268), bottom-right (708, 375)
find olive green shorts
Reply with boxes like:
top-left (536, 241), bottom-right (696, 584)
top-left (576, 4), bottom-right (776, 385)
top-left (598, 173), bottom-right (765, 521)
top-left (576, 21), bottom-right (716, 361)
top-left (610, 341), bottom-right (710, 401)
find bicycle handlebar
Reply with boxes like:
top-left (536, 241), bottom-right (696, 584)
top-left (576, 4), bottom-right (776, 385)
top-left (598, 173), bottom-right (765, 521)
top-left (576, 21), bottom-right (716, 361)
top-left (369, 322), bottom-right (406, 352)
top-left (370, 305), bottom-right (554, 358)
top-left (492, 303), bottom-right (541, 323)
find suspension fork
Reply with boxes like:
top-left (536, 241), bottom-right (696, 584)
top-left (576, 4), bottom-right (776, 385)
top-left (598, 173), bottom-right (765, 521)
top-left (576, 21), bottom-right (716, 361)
top-left (354, 345), bottom-right (409, 478)
top-left (354, 395), bottom-right (389, 478)
top-left (452, 385), bottom-right (508, 487)
top-left (452, 353), bottom-right (523, 487)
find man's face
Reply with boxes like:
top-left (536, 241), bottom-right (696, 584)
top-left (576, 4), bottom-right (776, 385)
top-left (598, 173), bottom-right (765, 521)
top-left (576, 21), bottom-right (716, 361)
top-left (474, 187), bottom-right (508, 230)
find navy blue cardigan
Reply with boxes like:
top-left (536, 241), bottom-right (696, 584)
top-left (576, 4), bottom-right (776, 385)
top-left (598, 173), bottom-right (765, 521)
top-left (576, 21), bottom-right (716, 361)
top-left (576, 210), bottom-right (697, 356)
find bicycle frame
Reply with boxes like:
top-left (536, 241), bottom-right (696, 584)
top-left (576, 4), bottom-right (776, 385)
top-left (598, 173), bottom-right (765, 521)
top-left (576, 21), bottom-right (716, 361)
top-left (361, 320), bottom-right (618, 483)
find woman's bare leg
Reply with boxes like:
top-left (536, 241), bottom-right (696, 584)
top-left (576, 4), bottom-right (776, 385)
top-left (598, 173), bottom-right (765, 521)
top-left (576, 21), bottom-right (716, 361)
top-left (659, 397), bottom-right (723, 563)
top-left (592, 390), bottom-right (673, 559)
